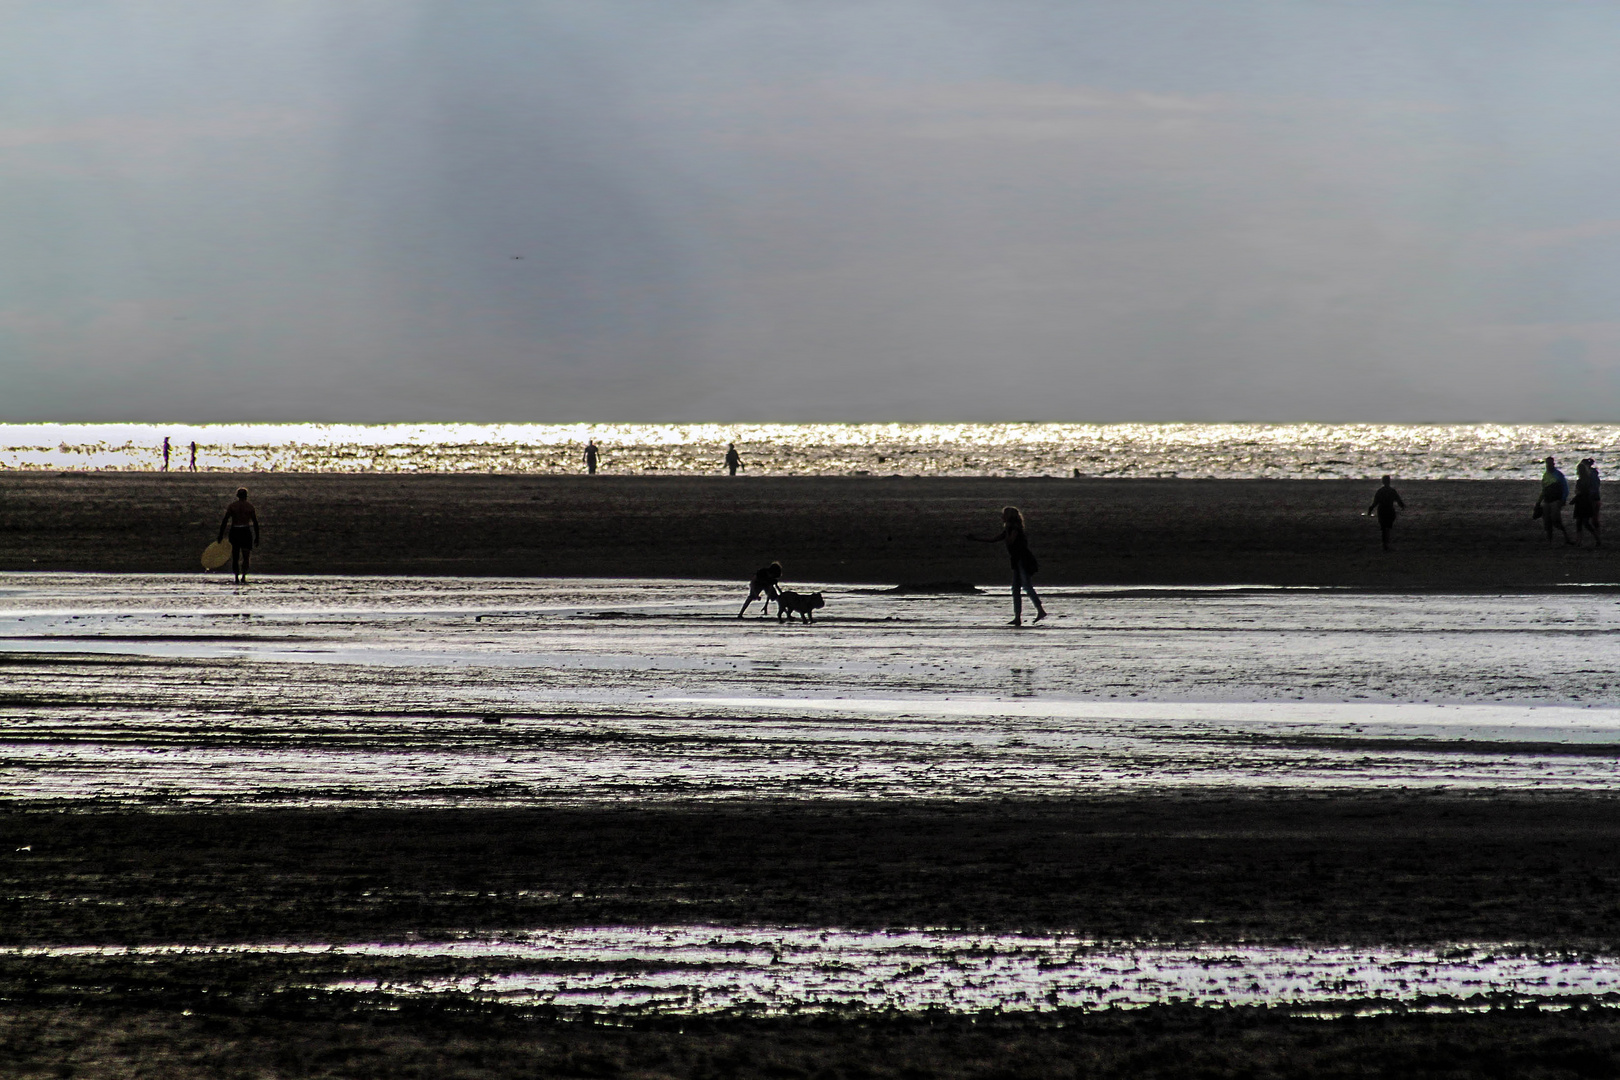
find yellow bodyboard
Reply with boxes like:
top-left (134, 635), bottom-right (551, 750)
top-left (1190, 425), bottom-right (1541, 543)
top-left (201, 538), bottom-right (233, 570)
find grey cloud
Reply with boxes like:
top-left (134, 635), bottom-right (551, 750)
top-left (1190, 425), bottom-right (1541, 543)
top-left (4, 1), bottom-right (1620, 421)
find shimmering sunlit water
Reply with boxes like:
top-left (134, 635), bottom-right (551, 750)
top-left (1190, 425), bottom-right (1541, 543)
top-left (5, 422), bottom-right (1619, 478)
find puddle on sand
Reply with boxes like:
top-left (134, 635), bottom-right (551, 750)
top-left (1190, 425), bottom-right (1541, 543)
top-left (5, 574), bottom-right (1620, 805)
top-left (10, 928), bottom-right (1620, 1016)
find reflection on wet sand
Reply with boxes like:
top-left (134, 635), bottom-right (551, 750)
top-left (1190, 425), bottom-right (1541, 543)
top-left (4, 574), bottom-right (1620, 806)
top-left (10, 929), bottom-right (1620, 1016)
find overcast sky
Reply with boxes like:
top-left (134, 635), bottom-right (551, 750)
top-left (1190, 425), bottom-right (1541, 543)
top-left (4, 1), bottom-right (1620, 422)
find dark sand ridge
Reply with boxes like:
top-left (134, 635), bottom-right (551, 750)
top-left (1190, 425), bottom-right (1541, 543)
top-left (7, 798), bottom-right (1620, 947)
top-left (0, 473), bottom-right (1610, 587)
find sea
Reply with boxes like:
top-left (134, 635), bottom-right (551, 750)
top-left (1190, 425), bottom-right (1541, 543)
top-left (3, 422), bottom-right (1618, 479)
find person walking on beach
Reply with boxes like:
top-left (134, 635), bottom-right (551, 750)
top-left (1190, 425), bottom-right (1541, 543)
top-left (1574, 459), bottom-right (1602, 547)
top-left (1366, 475), bottom-right (1405, 551)
top-left (189, 441), bottom-right (197, 472)
top-left (162, 437), bottom-right (170, 472)
top-left (968, 506), bottom-right (1048, 626)
top-left (738, 561), bottom-right (782, 618)
top-left (218, 488), bottom-right (260, 584)
top-left (725, 443), bottom-right (743, 476)
top-left (1590, 459), bottom-right (1603, 543)
top-left (1536, 456), bottom-right (1574, 546)
top-left (584, 440), bottom-right (599, 475)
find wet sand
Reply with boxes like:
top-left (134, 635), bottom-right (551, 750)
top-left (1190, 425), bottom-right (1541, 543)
top-left (11, 1001), bottom-right (1620, 1079)
top-left (6, 566), bottom-right (1620, 1073)
top-left (9, 798), bottom-right (1620, 1076)
top-left (8, 578), bottom-right (1620, 805)
top-left (7, 798), bottom-right (1620, 947)
top-left (0, 472), bottom-right (1609, 586)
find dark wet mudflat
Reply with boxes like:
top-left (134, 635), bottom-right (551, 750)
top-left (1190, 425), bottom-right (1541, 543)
top-left (3, 472), bottom-right (1613, 588)
top-left (8, 799), bottom-right (1620, 949)
top-left (10, 799), bottom-right (1620, 1075)
top-left (13, 1000), bottom-right (1620, 1079)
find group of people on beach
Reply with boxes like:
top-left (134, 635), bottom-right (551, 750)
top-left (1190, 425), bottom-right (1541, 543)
top-left (1369, 456), bottom-right (1602, 552)
top-left (580, 440), bottom-right (746, 476)
top-left (210, 454), bottom-right (1603, 621)
top-left (158, 437), bottom-right (198, 471)
top-left (1533, 456), bottom-right (1602, 548)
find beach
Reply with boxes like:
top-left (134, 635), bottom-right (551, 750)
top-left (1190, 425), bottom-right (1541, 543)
top-left (5, 498), bottom-right (1620, 1074)
top-left (0, 472), bottom-right (1608, 587)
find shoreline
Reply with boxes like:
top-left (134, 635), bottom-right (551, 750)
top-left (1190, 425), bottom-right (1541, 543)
top-left (0, 472), bottom-right (1609, 587)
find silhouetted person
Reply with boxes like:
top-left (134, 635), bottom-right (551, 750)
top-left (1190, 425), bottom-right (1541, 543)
top-left (1366, 475), bottom-right (1405, 551)
top-left (725, 443), bottom-right (742, 476)
top-left (1591, 459), bottom-right (1603, 545)
top-left (162, 437), bottom-right (170, 472)
top-left (1574, 458), bottom-right (1602, 547)
top-left (584, 440), bottom-right (599, 475)
top-left (189, 441), bottom-right (197, 471)
top-left (968, 506), bottom-right (1048, 626)
top-left (738, 561), bottom-right (782, 618)
top-left (218, 488), bottom-right (260, 584)
top-left (1538, 456), bottom-right (1574, 545)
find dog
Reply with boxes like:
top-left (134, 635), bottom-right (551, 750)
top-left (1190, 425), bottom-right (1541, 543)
top-left (775, 590), bottom-right (826, 622)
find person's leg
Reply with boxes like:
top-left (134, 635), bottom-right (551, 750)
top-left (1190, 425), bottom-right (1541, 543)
top-left (240, 547), bottom-right (250, 582)
top-left (738, 589), bottom-right (758, 618)
top-left (1009, 571), bottom-right (1022, 625)
top-left (1023, 571), bottom-right (1047, 621)
top-left (231, 545), bottom-right (241, 583)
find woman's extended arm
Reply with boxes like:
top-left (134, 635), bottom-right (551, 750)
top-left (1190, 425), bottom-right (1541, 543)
top-left (965, 527), bottom-right (1009, 543)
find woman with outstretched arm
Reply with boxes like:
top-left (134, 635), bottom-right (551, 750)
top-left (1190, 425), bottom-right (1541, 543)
top-left (967, 506), bottom-right (1048, 626)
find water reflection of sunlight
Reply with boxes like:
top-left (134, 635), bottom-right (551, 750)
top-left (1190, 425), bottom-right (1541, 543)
top-left (4, 422), bottom-right (1619, 478)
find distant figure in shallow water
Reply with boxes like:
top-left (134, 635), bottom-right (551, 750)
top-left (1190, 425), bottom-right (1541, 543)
top-left (725, 443), bottom-right (743, 476)
top-left (1573, 459), bottom-right (1602, 547)
top-left (1366, 475), bottom-right (1405, 551)
top-left (968, 506), bottom-right (1047, 626)
top-left (738, 561), bottom-right (782, 618)
top-left (218, 488), bottom-right (260, 584)
top-left (584, 440), bottom-right (599, 475)
top-left (189, 441), bottom-right (197, 471)
top-left (1537, 456), bottom-right (1574, 546)
top-left (162, 437), bottom-right (170, 472)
